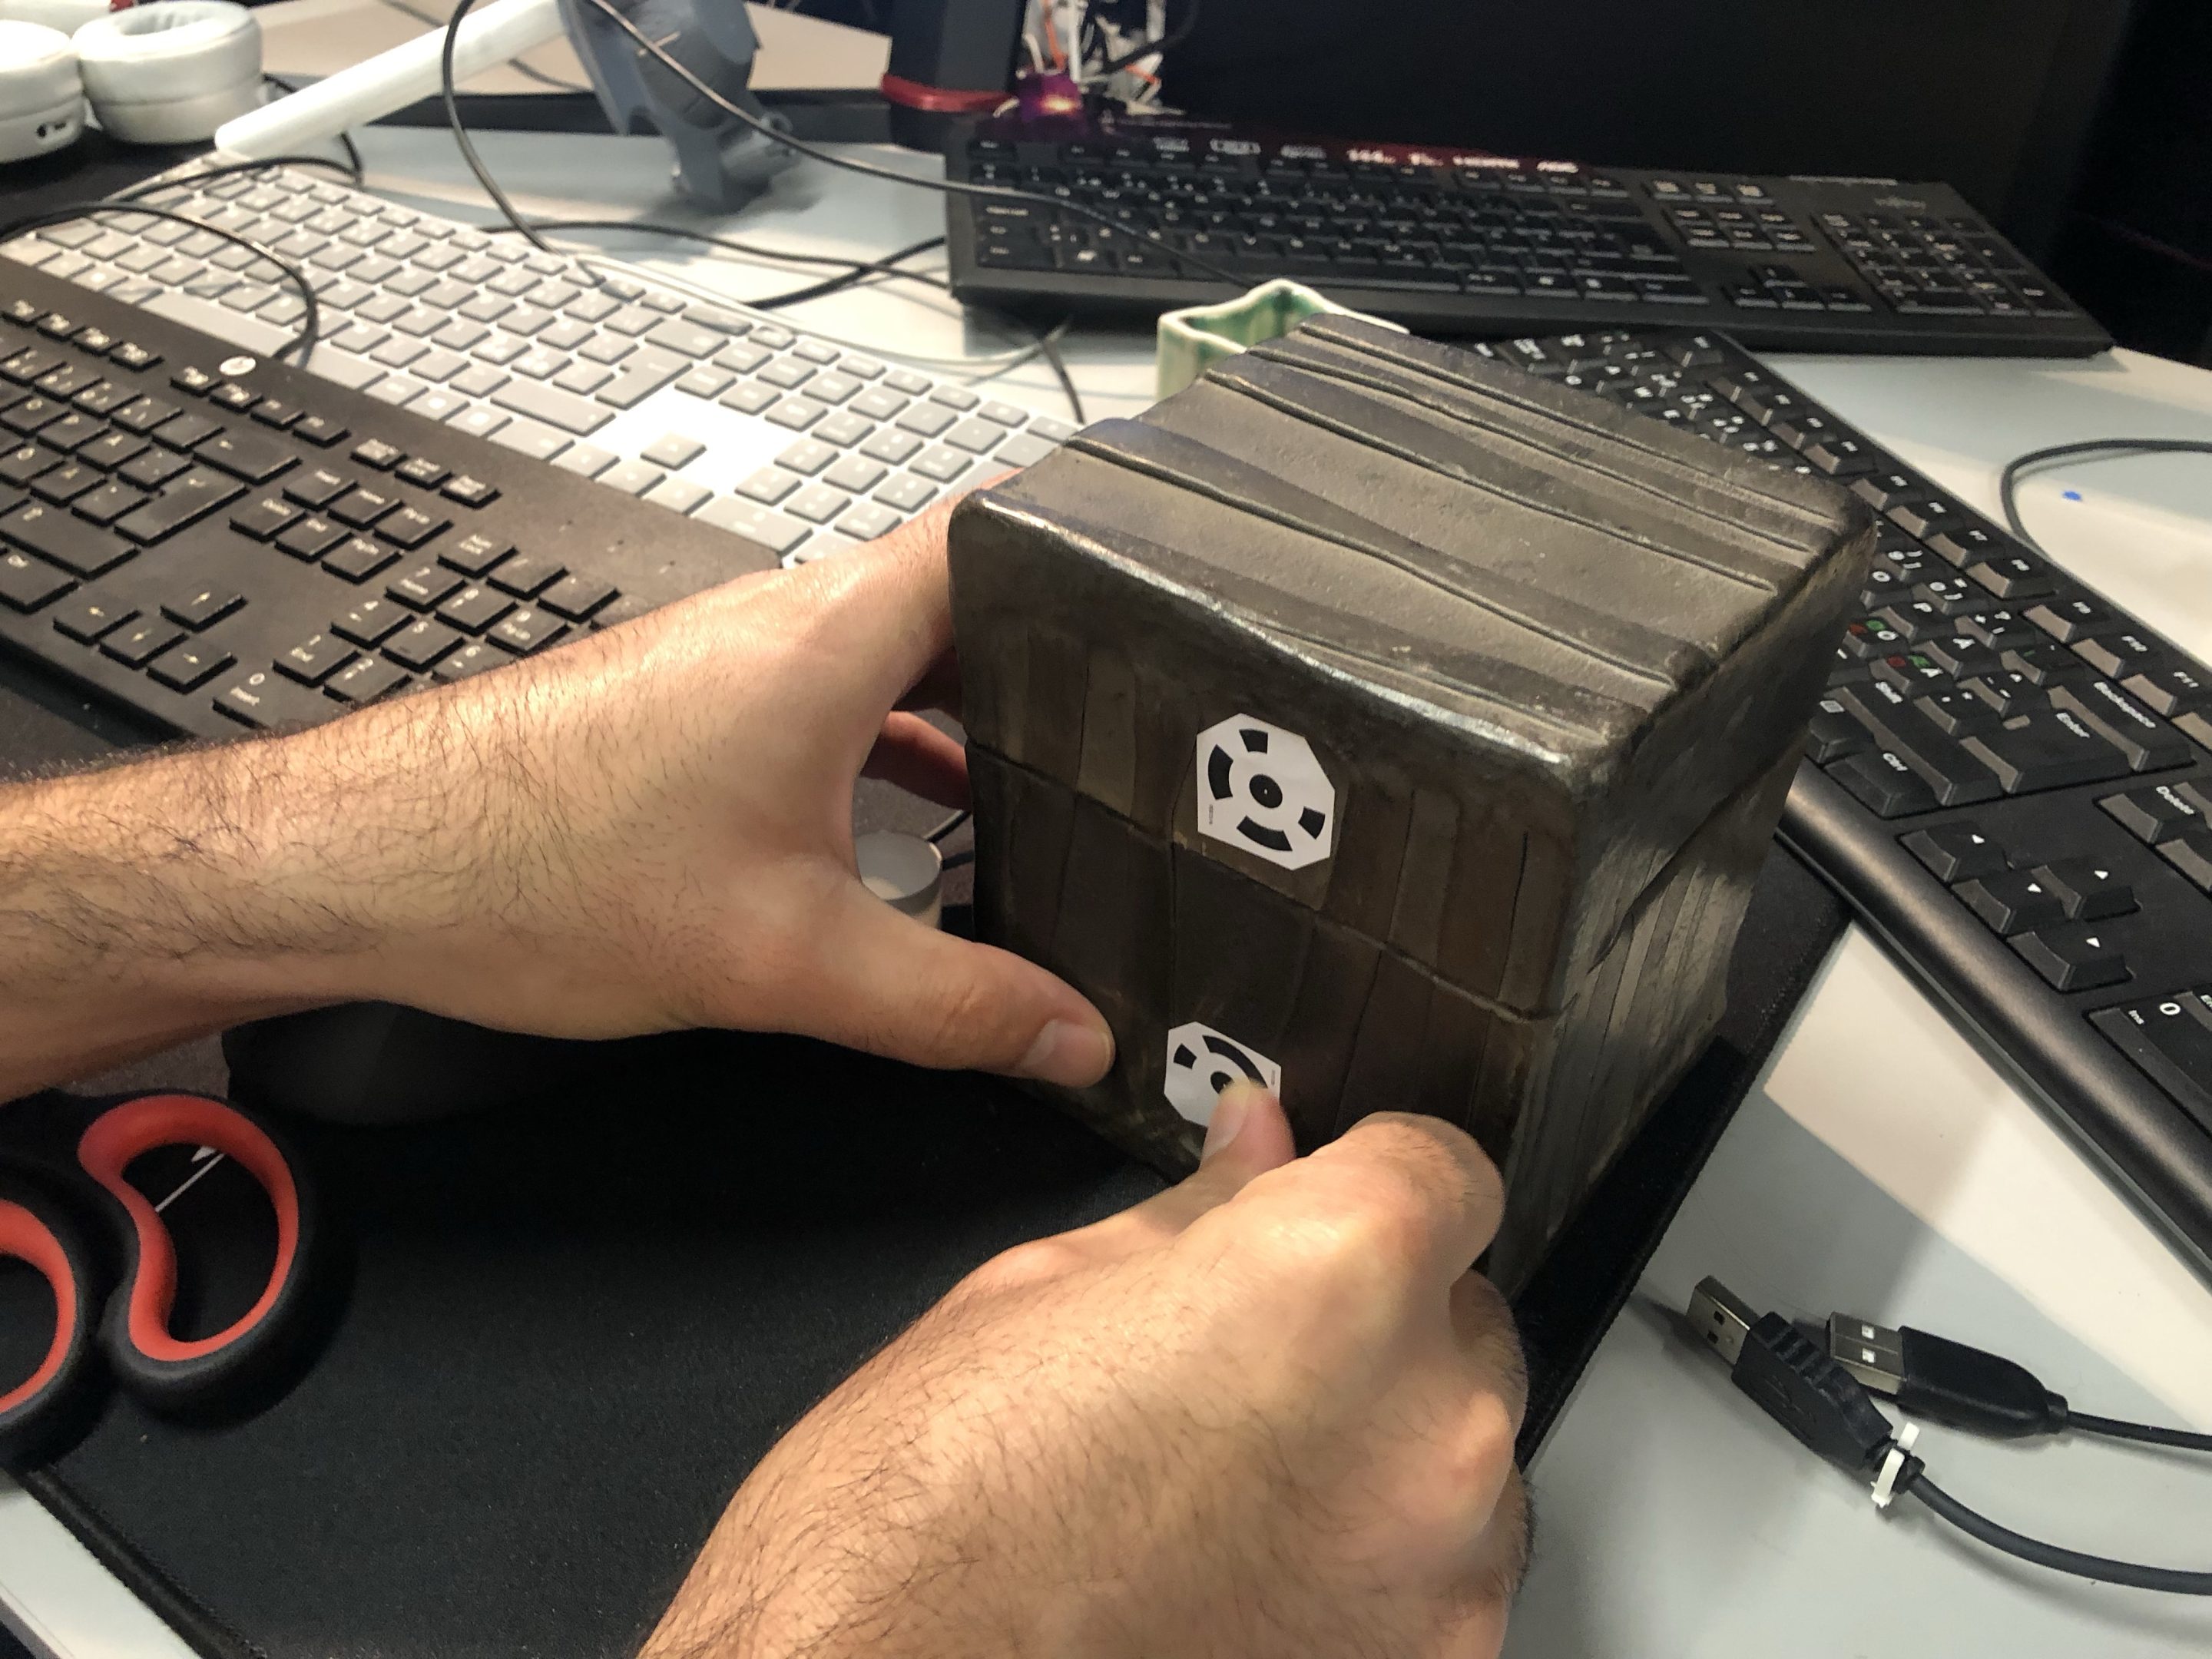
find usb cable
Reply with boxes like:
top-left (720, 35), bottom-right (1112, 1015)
top-left (1824, 1308), bottom-right (2212, 1452)
top-left (1687, 1278), bottom-right (2212, 1594)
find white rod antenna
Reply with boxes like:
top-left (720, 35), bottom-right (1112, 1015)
top-left (213, 0), bottom-right (568, 159)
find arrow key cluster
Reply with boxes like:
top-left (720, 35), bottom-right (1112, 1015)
top-left (1905, 819), bottom-right (2136, 990)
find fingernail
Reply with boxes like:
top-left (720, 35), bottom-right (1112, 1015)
top-left (1015, 1018), bottom-right (1114, 1088)
top-left (1201, 1083), bottom-right (1257, 1163)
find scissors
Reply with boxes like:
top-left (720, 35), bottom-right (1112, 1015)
top-left (0, 1089), bottom-right (326, 1470)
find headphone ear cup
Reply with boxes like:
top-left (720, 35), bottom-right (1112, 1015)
top-left (73, 0), bottom-right (263, 146)
top-left (0, 19), bottom-right (84, 164)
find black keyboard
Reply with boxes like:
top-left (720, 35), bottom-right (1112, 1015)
top-left (1479, 323), bottom-right (2212, 1268)
top-left (945, 114), bottom-right (2111, 357)
top-left (0, 261), bottom-right (781, 740)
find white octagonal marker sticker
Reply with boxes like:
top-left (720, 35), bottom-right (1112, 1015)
top-left (1164, 1022), bottom-right (1283, 1126)
top-left (1195, 714), bottom-right (1336, 870)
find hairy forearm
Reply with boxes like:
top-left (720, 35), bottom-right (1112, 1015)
top-left (0, 687), bottom-right (515, 1097)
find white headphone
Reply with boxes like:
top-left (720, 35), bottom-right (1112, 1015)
top-left (0, 1), bottom-right (262, 161)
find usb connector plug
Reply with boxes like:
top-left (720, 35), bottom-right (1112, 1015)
top-left (1687, 1277), bottom-right (1898, 1478)
top-left (1826, 1312), bottom-right (2065, 1439)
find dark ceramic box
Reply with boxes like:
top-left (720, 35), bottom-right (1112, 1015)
top-left (949, 317), bottom-right (1873, 1289)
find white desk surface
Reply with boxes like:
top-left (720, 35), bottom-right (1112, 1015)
top-left (8, 124), bottom-right (2212, 1659)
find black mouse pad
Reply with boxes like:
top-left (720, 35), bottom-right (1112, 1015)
top-left (12, 846), bottom-right (1845, 1659)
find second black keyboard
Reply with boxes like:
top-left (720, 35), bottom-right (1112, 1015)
top-left (1475, 321), bottom-right (2212, 1273)
top-left (946, 113), bottom-right (2110, 356)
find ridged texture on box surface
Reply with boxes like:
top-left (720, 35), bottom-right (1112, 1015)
top-left (951, 316), bottom-right (1871, 1290)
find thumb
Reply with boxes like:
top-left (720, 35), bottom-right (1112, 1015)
top-left (802, 881), bottom-right (1114, 1085)
top-left (1098, 1084), bottom-right (1299, 1247)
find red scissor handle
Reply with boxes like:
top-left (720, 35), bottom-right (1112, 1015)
top-left (0, 1177), bottom-right (102, 1470)
top-left (73, 1094), bottom-right (320, 1409)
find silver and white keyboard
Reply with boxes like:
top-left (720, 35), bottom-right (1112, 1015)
top-left (2, 163), bottom-right (1077, 569)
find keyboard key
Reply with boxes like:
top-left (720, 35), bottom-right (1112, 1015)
top-left (1901, 822), bottom-right (2008, 883)
top-left (326, 654), bottom-right (412, 704)
top-left (997, 432), bottom-right (1057, 468)
top-left (739, 467), bottom-right (801, 505)
top-left (860, 429), bottom-right (924, 466)
top-left (2091, 995), bottom-right (2212, 1131)
top-left (598, 346), bottom-right (687, 409)
top-left (431, 640), bottom-right (506, 682)
top-left (195, 427), bottom-right (295, 484)
top-left (944, 417), bottom-right (1007, 455)
top-left (490, 377), bottom-right (614, 435)
top-left (53, 596), bottom-right (136, 642)
top-left (101, 618), bottom-right (185, 667)
top-left (330, 485), bottom-right (399, 528)
top-left (2099, 783), bottom-right (2203, 845)
top-left (489, 553), bottom-right (564, 597)
top-left (767, 397), bottom-right (827, 432)
top-left (442, 474), bottom-right (498, 508)
top-left (1825, 749), bottom-right (1936, 818)
top-left (896, 403), bottom-right (958, 438)
top-left (214, 667), bottom-right (333, 729)
top-left (873, 474), bottom-right (936, 513)
top-left (822, 455), bottom-right (888, 494)
top-left (389, 561), bottom-right (464, 609)
top-left (2046, 682), bottom-right (2191, 772)
top-left (323, 536), bottom-right (399, 583)
top-left (334, 596), bottom-right (406, 646)
top-left (439, 532), bottom-right (513, 577)
top-left (598, 460), bottom-right (664, 496)
top-left (2012, 924), bottom-right (2129, 992)
top-left (551, 442), bottom-right (615, 478)
top-left (488, 606), bottom-right (567, 654)
top-left (2121, 664), bottom-right (2212, 718)
top-left (2025, 597), bottom-right (2112, 644)
top-left (786, 484), bottom-right (850, 525)
top-left (488, 419), bottom-right (570, 462)
top-left (1960, 705), bottom-right (2131, 793)
top-left (1955, 869), bottom-right (2068, 935)
top-left (2, 501), bottom-right (134, 575)
top-left (498, 573), bottom-right (605, 627)
top-left (2028, 858), bottom-right (2136, 922)
top-left (1833, 683), bottom-right (2000, 806)
top-left (378, 506), bottom-right (449, 549)
top-left (641, 432), bottom-right (707, 470)
top-left (276, 631), bottom-right (356, 685)
top-left (910, 448), bottom-right (974, 484)
top-left (438, 583), bottom-right (516, 634)
top-left (115, 466), bottom-right (242, 544)
top-left (644, 478), bottom-right (711, 515)
top-left (717, 385), bottom-right (778, 418)
top-left (0, 548), bottom-right (72, 611)
top-left (162, 585), bottom-right (244, 629)
top-left (146, 640), bottom-right (233, 692)
top-left (834, 502), bottom-right (901, 541)
top-left (276, 515), bottom-right (347, 561)
top-left (383, 617), bottom-right (465, 670)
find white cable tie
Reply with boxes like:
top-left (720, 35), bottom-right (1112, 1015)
top-left (1871, 1420), bottom-right (1920, 1510)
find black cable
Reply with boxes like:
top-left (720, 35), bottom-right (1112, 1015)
top-left (571, 0), bottom-right (1247, 287)
top-left (506, 218), bottom-right (949, 286)
top-left (0, 204), bottom-right (320, 368)
top-left (441, 0), bottom-right (555, 252)
top-left (1997, 437), bottom-right (2212, 556)
top-left (2065, 1411), bottom-right (2212, 1454)
top-left (925, 809), bottom-right (970, 843)
top-left (262, 77), bottom-right (364, 184)
top-left (111, 155), bottom-right (361, 203)
top-left (1037, 322), bottom-right (1086, 426)
top-left (1902, 1468), bottom-right (2212, 1595)
top-left (750, 236), bottom-right (950, 310)
top-left (1096, 0), bottom-right (1203, 78)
